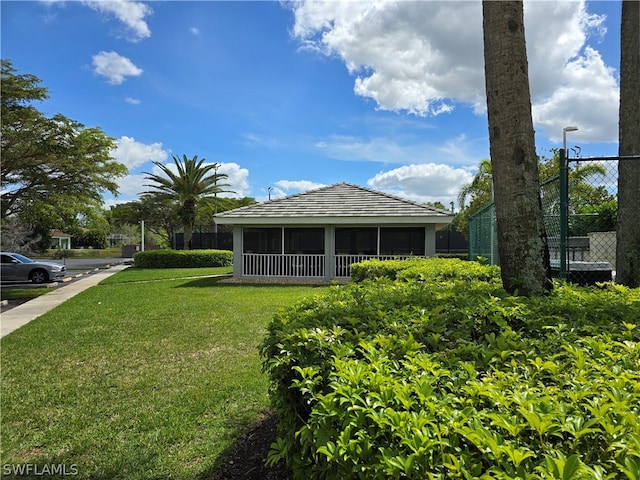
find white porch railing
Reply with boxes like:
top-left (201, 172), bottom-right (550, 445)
top-left (243, 254), bottom-right (325, 277)
top-left (334, 255), bottom-right (418, 278)
top-left (242, 254), bottom-right (422, 278)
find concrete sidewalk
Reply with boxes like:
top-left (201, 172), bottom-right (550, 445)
top-left (0, 264), bottom-right (129, 339)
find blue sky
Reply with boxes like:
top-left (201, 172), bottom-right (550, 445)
top-left (2, 0), bottom-right (622, 208)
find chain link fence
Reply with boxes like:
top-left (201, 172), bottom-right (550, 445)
top-left (469, 157), bottom-right (638, 286)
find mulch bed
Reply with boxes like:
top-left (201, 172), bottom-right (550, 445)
top-left (207, 411), bottom-right (292, 480)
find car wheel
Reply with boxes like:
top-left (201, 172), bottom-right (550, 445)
top-left (30, 269), bottom-right (48, 284)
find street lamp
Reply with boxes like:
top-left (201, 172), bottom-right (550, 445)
top-left (140, 220), bottom-right (145, 252)
top-left (559, 126), bottom-right (578, 280)
top-left (563, 126), bottom-right (578, 157)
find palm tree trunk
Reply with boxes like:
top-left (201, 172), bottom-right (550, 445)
top-left (482, 0), bottom-right (552, 296)
top-left (184, 223), bottom-right (193, 250)
top-left (616, 0), bottom-right (640, 287)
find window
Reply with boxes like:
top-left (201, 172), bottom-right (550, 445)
top-left (380, 227), bottom-right (425, 255)
top-left (243, 228), bottom-right (282, 253)
top-left (335, 228), bottom-right (377, 255)
top-left (284, 228), bottom-right (324, 254)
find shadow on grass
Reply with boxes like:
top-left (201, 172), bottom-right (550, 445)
top-left (176, 277), bottom-right (333, 289)
top-left (199, 410), bottom-right (292, 480)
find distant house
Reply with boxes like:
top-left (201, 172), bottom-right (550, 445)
top-left (214, 182), bottom-right (453, 280)
top-left (50, 230), bottom-right (72, 250)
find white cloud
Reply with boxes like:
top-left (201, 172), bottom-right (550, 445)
top-left (315, 134), bottom-right (481, 166)
top-left (275, 180), bottom-right (327, 192)
top-left (82, 0), bottom-right (152, 41)
top-left (217, 162), bottom-right (250, 198)
top-left (367, 163), bottom-right (474, 206)
top-left (112, 136), bottom-right (167, 170)
top-left (315, 136), bottom-right (412, 163)
top-left (257, 180), bottom-right (327, 202)
top-left (92, 51), bottom-right (143, 85)
top-left (532, 47), bottom-right (619, 143)
top-left (290, 1), bottom-right (485, 115)
top-left (262, 186), bottom-right (286, 201)
top-left (116, 173), bottom-right (148, 199)
top-left (189, 27), bottom-right (201, 36)
top-left (124, 96), bottom-right (141, 105)
top-left (289, 0), bottom-right (618, 143)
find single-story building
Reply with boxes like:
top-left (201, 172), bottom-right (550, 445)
top-left (214, 182), bottom-right (453, 280)
top-left (50, 230), bottom-right (72, 250)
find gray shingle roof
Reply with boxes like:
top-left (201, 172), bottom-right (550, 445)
top-left (214, 183), bottom-right (453, 225)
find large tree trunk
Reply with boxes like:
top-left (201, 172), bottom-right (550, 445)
top-left (184, 223), bottom-right (193, 250)
top-left (482, 1), bottom-right (551, 296)
top-left (616, 0), bottom-right (640, 287)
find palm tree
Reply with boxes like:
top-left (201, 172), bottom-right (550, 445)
top-left (458, 158), bottom-right (493, 209)
top-left (143, 154), bottom-right (232, 249)
top-left (455, 158), bottom-right (493, 237)
top-left (482, 0), bottom-right (551, 296)
top-left (616, 0), bottom-right (640, 287)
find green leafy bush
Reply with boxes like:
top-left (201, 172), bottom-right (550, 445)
top-left (262, 258), bottom-right (640, 479)
top-left (350, 258), bottom-right (425, 282)
top-left (133, 249), bottom-right (233, 268)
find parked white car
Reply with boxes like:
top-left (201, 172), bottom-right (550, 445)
top-left (0, 252), bottom-right (66, 284)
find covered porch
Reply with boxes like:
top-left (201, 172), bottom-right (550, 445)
top-left (238, 225), bottom-right (430, 279)
top-left (214, 183), bottom-right (453, 281)
top-left (242, 252), bottom-right (418, 278)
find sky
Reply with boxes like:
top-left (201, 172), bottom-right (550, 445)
top-left (1, 0), bottom-right (623, 209)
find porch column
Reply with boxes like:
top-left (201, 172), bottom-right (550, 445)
top-left (425, 225), bottom-right (436, 257)
top-left (325, 226), bottom-right (335, 280)
top-left (233, 227), bottom-right (243, 277)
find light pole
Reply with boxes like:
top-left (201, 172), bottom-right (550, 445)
top-left (560, 126), bottom-right (578, 279)
top-left (140, 220), bottom-right (145, 252)
top-left (563, 126), bottom-right (578, 156)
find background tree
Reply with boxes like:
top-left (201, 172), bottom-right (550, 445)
top-left (108, 194), bottom-right (256, 249)
top-left (482, 1), bottom-right (551, 295)
top-left (455, 158), bottom-right (493, 236)
top-left (1, 59), bottom-right (128, 220)
top-left (109, 195), bottom-right (182, 248)
top-left (457, 154), bottom-right (613, 241)
top-left (616, 0), bottom-right (640, 287)
top-left (143, 154), bottom-right (233, 249)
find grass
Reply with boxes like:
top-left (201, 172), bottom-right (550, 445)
top-left (0, 269), bottom-right (326, 479)
top-left (99, 266), bottom-right (233, 284)
top-left (0, 287), bottom-right (53, 301)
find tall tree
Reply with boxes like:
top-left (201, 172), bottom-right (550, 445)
top-left (482, 1), bottom-right (551, 295)
top-left (616, 0), bottom-right (640, 287)
top-left (456, 158), bottom-right (493, 236)
top-left (143, 154), bottom-right (232, 249)
top-left (109, 195), bottom-right (182, 248)
top-left (1, 59), bottom-right (127, 219)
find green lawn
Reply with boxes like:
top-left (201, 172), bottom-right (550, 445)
top-left (99, 265), bottom-right (233, 284)
top-left (0, 287), bottom-right (52, 301)
top-left (0, 270), bottom-right (326, 479)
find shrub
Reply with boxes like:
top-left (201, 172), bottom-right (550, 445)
top-left (133, 249), bottom-right (233, 268)
top-left (350, 257), bottom-right (498, 283)
top-left (349, 258), bottom-right (424, 282)
top-left (262, 259), bottom-right (640, 479)
top-left (435, 252), bottom-right (469, 260)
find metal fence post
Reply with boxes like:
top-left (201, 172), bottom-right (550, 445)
top-left (559, 148), bottom-right (568, 280)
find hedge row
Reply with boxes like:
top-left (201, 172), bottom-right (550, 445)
top-left (261, 258), bottom-right (640, 479)
top-left (132, 249), bottom-right (233, 268)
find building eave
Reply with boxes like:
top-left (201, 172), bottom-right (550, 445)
top-left (214, 215), bottom-right (453, 227)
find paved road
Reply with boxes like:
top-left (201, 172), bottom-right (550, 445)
top-left (52, 257), bottom-right (132, 270)
top-left (0, 258), bottom-right (132, 314)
